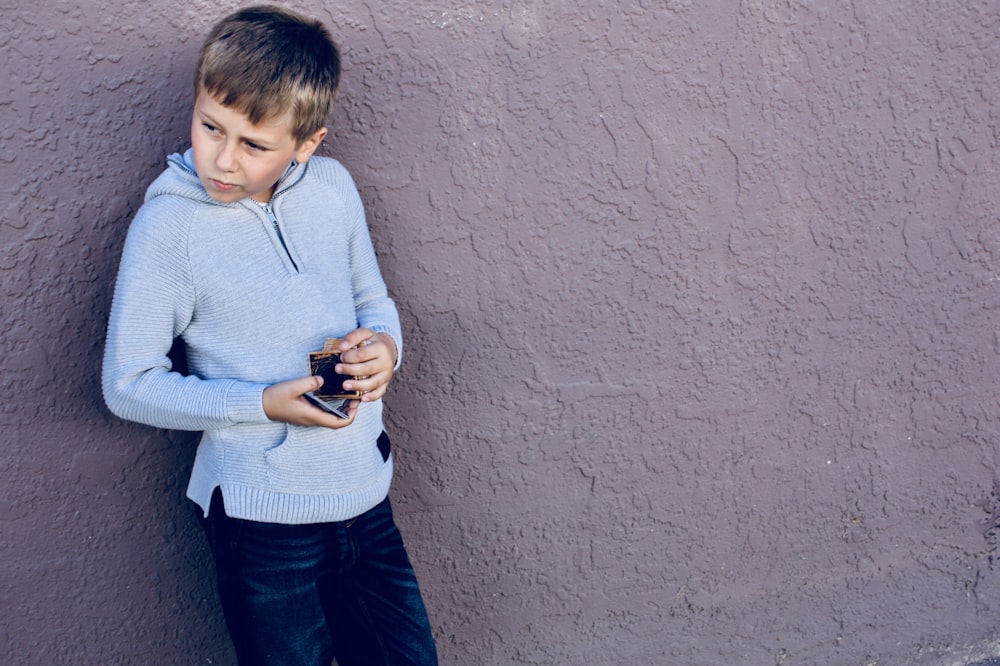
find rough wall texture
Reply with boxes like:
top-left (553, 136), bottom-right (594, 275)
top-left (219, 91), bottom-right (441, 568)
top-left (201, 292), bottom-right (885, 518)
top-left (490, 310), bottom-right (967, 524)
top-left (3, 0), bottom-right (1000, 664)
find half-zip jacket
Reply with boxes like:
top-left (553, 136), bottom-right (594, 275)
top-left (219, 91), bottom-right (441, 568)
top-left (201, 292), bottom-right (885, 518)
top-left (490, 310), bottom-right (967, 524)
top-left (102, 148), bottom-right (403, 524)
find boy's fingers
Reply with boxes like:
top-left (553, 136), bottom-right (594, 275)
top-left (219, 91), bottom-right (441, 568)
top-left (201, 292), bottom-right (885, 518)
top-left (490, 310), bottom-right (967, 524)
top-left (340, 339), bottom-right (394, 369)
top-left (272, 374), bottom-right (324, 401)
top-left (345, 373), bottom-right (392, 401)
top-left (308, 374), bottom-right (324, 392)
top-left (298, 374), bottom-right (324, 394)
top-left (340, 328), bottom-right (373, 351)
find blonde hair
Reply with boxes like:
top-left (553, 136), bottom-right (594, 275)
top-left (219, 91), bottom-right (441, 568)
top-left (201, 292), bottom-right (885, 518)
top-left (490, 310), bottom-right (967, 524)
top-left (195, 5), bottom-right (340, 143)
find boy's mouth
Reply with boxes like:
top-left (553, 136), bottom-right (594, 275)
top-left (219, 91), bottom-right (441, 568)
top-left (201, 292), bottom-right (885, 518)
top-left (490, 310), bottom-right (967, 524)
top-left (210, 179), bottom-right (238, 192)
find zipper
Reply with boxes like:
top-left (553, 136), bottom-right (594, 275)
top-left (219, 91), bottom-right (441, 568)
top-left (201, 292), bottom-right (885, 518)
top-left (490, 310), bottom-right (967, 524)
top-left (257, 200), bottom-right (299, 273)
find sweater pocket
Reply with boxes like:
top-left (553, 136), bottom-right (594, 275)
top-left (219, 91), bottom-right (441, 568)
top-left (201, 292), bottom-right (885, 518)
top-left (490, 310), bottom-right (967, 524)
top-left (262, 425), bottom-right (385, 494)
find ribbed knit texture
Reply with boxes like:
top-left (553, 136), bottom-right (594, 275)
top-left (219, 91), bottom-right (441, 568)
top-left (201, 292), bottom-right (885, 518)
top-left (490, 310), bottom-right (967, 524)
top-left (102, 149), bottom-right (402, 524)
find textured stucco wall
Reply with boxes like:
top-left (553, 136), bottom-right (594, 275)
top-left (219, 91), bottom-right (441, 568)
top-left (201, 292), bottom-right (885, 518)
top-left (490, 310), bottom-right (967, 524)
top-left (4, 1), bottom-right (1000, 664)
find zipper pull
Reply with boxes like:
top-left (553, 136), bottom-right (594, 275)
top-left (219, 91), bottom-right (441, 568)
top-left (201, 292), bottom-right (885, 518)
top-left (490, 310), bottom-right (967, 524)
top-left (261, 202), bottom-right (279, 230)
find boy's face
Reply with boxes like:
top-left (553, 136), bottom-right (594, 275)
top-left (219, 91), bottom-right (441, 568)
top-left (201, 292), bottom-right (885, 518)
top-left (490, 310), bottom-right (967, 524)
top-left (190, 90), bottom-right (327, 204)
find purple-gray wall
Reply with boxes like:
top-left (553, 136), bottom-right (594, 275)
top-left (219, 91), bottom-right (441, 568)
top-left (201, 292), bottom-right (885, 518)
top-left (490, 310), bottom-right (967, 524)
top-left (4, 1), bottom-right (1000, 664)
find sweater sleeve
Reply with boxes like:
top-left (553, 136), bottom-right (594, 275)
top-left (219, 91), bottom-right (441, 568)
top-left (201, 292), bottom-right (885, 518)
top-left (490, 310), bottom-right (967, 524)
top-left (101, 199), bottom-right (271, 430)
top-left (336, 165), bottom-right (404, 369)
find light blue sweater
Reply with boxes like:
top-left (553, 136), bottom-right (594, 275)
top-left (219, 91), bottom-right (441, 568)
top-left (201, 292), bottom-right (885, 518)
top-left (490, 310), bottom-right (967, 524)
top-left (102, 149), bottom-right (402, 524)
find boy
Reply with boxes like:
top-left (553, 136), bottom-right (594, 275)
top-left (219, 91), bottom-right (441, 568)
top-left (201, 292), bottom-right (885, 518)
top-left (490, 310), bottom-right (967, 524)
top-left (102, 6), bottom-right (438, 665)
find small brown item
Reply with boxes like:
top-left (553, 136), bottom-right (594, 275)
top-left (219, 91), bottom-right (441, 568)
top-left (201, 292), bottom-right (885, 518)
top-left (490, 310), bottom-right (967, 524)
top-left (309, 338), bottom-right (364, 399)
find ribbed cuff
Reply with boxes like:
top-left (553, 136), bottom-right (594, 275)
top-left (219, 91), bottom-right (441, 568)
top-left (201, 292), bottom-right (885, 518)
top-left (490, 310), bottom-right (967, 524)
top-left (225, 381), bottom-right (269, 423)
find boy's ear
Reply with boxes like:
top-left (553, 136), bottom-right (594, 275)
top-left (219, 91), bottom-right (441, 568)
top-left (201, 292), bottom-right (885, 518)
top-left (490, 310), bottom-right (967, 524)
top-left (294, 126), bottom-right (328, 163)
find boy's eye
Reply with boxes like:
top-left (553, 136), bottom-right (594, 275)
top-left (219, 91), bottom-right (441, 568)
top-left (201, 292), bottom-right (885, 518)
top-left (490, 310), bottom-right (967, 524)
top-left (202, 123), bottom-right (219, 134)
top-left (245, 142), bottom-right (265, 152)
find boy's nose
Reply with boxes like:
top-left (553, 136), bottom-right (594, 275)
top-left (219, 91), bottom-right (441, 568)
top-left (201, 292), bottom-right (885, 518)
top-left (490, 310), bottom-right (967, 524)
top-left (215, 142), bottom-right (237, 172)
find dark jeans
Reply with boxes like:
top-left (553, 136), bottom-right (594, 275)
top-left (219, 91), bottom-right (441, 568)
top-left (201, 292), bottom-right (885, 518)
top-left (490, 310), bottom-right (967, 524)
top-left (200, 488), bottom-right (438, 666)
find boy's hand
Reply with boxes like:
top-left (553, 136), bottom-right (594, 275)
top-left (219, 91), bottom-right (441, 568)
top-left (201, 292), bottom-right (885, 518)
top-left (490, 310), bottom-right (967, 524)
top-left (263, 375), bottom-right (360, 429)
top-left (336, 328), bottom-right (398, 403)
